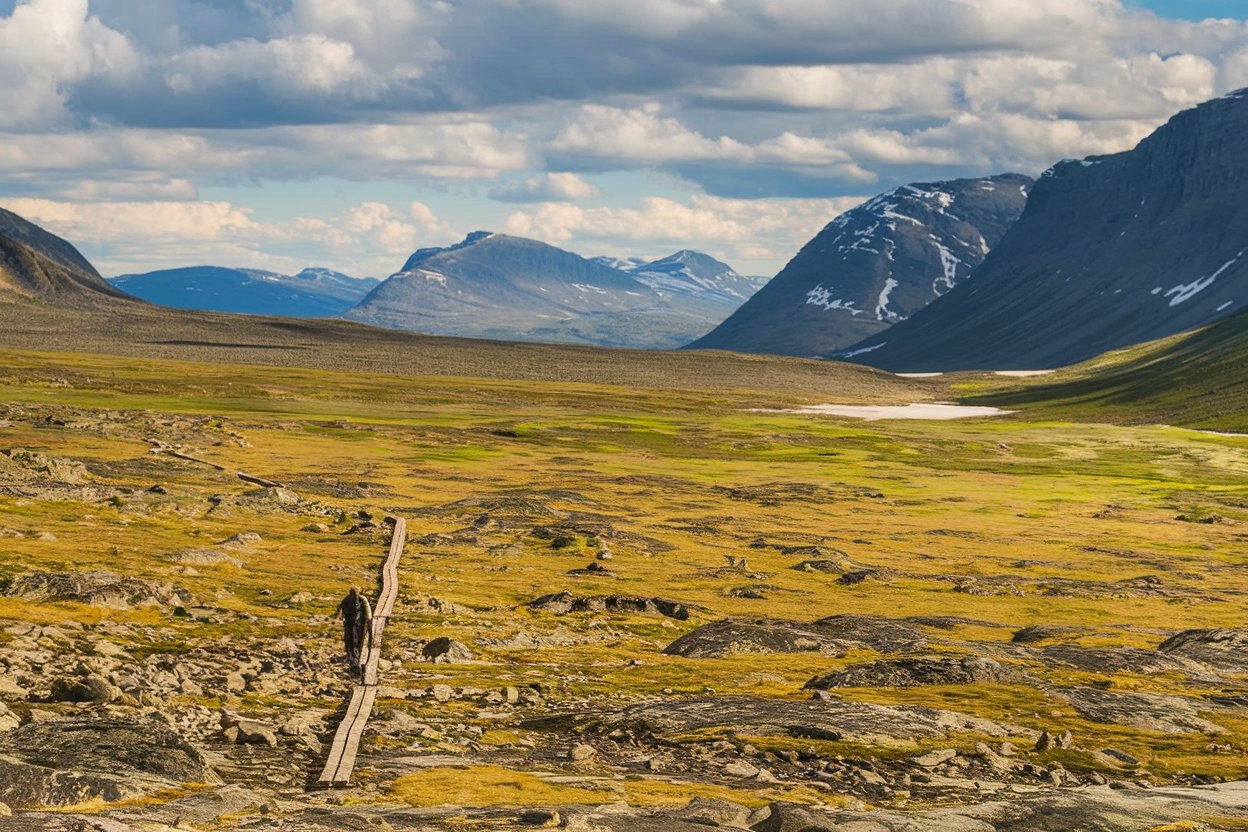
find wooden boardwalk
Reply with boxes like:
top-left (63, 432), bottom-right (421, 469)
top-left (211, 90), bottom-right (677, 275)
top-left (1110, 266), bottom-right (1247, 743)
top-left (316, 517), bottom-right (407, 788)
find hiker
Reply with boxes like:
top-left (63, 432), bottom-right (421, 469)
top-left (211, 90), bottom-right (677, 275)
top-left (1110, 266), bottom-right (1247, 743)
top-left (336, 587), bottom-right (373, 679)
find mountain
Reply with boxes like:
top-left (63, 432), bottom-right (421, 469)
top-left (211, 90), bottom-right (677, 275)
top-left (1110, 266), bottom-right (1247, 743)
top-left (686, 174), bottom-right (1032, 357)
top-left (109, 266), bottom-right (378, 317)
top-left (842, 89), bottom-right (1248, 371)
top-left (0, 207), bottom-right (131, 305)
top-left (344, 234), bottom-right (758, 349)
top-left (965, 305), bottom-right (1248, 432)
top-left (626, 250), bottom-right (769, 306)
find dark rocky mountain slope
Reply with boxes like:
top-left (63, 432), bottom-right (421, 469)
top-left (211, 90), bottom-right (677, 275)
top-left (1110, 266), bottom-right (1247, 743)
top-left (0, 208), bottom-right (131, 305)
top-left (844, 89), bottom-right (1248, 371)
top-left (686, 174), bottom-right (1031, 356)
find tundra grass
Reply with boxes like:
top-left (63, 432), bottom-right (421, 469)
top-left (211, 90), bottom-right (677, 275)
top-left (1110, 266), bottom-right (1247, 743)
top-left (0, 345), bottom-right (1245, 811)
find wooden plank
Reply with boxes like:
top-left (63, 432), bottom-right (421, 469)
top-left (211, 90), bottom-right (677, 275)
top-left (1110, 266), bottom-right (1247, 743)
top-left (315, 518), bottom-right (406, 787)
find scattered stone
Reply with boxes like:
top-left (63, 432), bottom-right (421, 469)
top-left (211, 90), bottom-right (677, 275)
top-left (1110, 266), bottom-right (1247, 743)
top-left (724, 760), bottom-right (761, 778)
top-left (220, 532), bottom-right (262, 547)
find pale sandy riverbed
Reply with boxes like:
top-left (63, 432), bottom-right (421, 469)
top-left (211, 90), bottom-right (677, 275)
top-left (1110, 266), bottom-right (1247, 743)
top-left (765, 403), bottom-right (1017, 421)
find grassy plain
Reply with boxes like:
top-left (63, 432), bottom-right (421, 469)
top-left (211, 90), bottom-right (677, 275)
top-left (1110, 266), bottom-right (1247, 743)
top-left (0, 342), bottom-right (1245, 821)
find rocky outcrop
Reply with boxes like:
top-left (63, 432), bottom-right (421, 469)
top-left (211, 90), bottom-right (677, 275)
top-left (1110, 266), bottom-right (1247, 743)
top-left (528, 591), bottom-right (690, 620)
top-left (0, 710), bottom-right (218, 808)
top-left (1158, 628), bottom-right (1248, 674)
top-left (805, 656), bottom-right (1011, 689)
top-left (595, 695), bottom-right (1027, 745)
top-left (1059, 687), bottom-right (1226, 735)
top-left (811, 614), bottom-right (928, 653)
top-left (688, 174), bottom-right (1031, 357)
top-left (4, 571), bottom-right (194, 610)
top-left (843, 90), bottom-right (1248, 371)
top-left (662, 618), bottom-right (848, 659)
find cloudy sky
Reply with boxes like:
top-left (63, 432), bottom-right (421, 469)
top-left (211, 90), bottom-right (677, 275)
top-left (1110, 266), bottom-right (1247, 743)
top-left (1, 0), bottom-right (1246, 279)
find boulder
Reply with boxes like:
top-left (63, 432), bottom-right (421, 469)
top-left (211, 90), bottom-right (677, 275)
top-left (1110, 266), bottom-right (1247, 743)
top-left (805, 656), bottom-right (1010, 690)
top-left (750, 802), bottom-right (843, 832)
top-left (422, 637), bottom-right (474, 664)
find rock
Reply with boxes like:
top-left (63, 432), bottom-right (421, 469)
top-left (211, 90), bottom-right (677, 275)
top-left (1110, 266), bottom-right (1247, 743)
top-left (1157, 628), bottom-right (1248, 673)
top-left (805, 656), bottom-right (1010, 690)
top-left (914, 748), bottom-right (958, 767)
top-left (568, 743), bottom-right (597, 762)
top-left (225, 671), bottom-right (247, 694)
top-left (50, 672), bottom-right (122, 705)
top-left (166, 549), bottom-right (243, 568)
top-left (750, 801), bottom-right (842, 832)
top-left (0, 710), bottom-right (218, 808)
top-left (422, 637), bottom-right (474, 664)
top-left (302, 522), bottom-right (330, 533)
top-left (553, 694), bottom-right (1027, 747)
top-left (791, 559), bottom-right (852, 574)
top-left (810, 614), bottom-right (928, 652)
top-left (1059, 687), bottom-right (1225, 735)
top-left (0, 449), bottom-right (89, 485)
top-left (1038, 644), bottom-right (1209, 677)
top-left (724, 760), bottom-right (761, 778)
top-left (518, 810), bottom-right (561, 827)
top-left (222, 718), bottom-right (278, 747)
top-left (3, 570), bottom-right (194, 610)
top-left (0, 705), bottom-right (17, 733)
top-left (1011, 625), bottom-right (1092, 644)
top-left (1100, 748), bottom-right (1141, 766)
top-left (220, 532), bottom-right (262, 547)
top-left (529, 591), bottom-right (690, 620)
top-left (665, 797), bottom-right (753, 829)
top-left (663, 618), bottom-right (848, 659)
top-left (431, 684), bottom-right (455, 703)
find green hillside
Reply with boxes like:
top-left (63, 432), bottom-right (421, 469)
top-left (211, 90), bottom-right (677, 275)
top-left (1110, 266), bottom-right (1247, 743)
top-left (964, 307), bottom-right (1248, 431)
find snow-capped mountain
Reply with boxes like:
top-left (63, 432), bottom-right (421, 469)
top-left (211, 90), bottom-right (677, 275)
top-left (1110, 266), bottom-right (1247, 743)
top-left (344, 234), bottom-right (760, 349)
top-left (626, 250), bottom-right (769, 306)
top-left (843, 89), bottom-right (1248, 371)
top-left (108, 266), bottom-right (379, 317)
top-left (685, 174), bottom-right (1032, 357)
